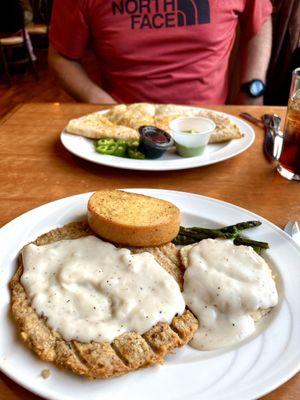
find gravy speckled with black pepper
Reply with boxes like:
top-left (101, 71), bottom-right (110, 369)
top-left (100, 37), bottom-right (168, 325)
top-left (21, 236), bottom-right (185, 343)
top-left (182, 239), bottom-right (278, 350)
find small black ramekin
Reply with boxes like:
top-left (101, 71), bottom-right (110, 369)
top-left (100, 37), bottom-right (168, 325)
top-left (138, 126), bottom-right (174, 159)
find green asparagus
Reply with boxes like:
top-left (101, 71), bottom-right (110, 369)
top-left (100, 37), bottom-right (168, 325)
top-left (173, 221), bottom-right (269, 253)
top-left (173, 234), bottom-right (197, 246)
top-left (181, 227), bottom-right (233, 239)
top-left (220, 221), bottom-right (262, 233)
top-left (233, 236), bottom-right (269, 249)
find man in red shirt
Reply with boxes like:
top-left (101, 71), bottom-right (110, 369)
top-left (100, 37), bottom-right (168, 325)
top-left (49, 0), bottom-right (272, 105)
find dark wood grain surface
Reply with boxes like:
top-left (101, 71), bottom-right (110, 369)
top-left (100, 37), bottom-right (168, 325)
top-left (0, 103), bottom-right (298, 400)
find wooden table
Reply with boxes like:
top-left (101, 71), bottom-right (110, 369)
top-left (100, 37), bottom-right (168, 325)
top-left (0, 103), bottom-right (299, 400)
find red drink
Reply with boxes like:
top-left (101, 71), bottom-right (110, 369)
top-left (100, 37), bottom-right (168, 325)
top-left (279, 107), bottom-right (300, 176)
top-left (277, 68), bottom-right (300, 181)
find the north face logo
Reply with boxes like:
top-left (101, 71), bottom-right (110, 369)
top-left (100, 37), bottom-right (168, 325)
top-left (112, 0), bottom-right (210, 30)
top-left (177, 0), bottom-right (210, 26)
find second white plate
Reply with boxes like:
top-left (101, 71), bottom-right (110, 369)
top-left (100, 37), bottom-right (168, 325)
top-left (0, 189), bottom-right (300, 400)
top-left (60, 108), bottom-right (255, 171)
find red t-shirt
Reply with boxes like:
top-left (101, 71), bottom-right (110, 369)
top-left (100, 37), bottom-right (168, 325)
top-left (50, 0), bottom-right (272, 105)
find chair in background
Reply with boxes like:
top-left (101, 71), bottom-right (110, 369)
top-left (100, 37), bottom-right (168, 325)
top-left (26, 0), bottom-right (52, 38)
top-left (0, 0), bottom-right (39, 86)
top-left (26, 23), bottom-right (48, 36)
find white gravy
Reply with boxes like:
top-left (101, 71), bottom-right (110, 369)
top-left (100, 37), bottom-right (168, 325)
top-left (183, 239), bottom-right (278, 350)
top-left (21, 236), bottom-right (185, 343)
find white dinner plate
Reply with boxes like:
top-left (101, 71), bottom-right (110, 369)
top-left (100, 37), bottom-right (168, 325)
top-left (60, 108), bottom-right (255, 171)
top-left (1, 189), bottom-right (299, 400)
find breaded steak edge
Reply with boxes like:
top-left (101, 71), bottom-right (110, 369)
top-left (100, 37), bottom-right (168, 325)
top-left (10, 221), bottom-right (198, 379)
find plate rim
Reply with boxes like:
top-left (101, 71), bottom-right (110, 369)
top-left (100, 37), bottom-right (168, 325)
top-left (60, 107), bottom-right (255, 171)
top-left (0, 188), bottom-right (299, 400)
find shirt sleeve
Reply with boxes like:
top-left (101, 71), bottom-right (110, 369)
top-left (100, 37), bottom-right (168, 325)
top-left (49, 0), bottom-right (89, 59)
top-left (240, 0), bottom-right (273, 40)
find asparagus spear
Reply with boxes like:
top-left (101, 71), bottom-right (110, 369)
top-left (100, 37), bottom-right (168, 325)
top-left (173, 221), bottom-right (269, 252)
top-left (181, 227), bottom-right (234, 239)
top-left (186, 221), bottom-right (262, 238)
top-left (233, 236), bottom-right (269, 249)
top-left (220, 221), bottom-right (262, 233)
top-left (173, 234), bottom-right (197, 246)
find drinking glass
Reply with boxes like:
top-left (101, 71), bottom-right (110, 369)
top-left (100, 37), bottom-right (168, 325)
top-left (277, 67), bottom-right (300, 181)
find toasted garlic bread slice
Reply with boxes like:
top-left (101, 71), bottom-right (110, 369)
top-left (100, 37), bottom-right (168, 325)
top-left (88, 190), bottom-right (180, 247)
top-left (10, 221), bottom-right (198, 379)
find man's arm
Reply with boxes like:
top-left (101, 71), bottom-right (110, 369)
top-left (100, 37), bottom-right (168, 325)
top-left (236, 16), bottom-right (272, 105)
top-left (48, 45), bottom-right (117, 104)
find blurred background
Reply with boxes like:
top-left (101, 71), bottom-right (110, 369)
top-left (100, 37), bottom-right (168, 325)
top-left (0, 0), bottom-right (299, 119)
